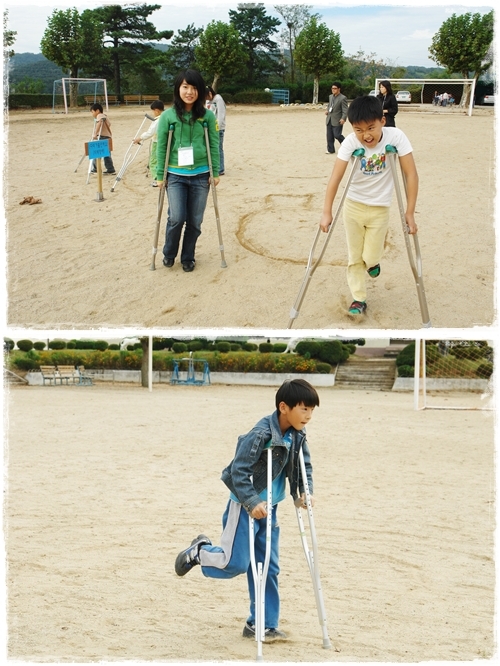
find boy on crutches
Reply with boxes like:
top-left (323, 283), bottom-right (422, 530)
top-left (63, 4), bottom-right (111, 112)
top-left (174, 379), bottom-right (320, 643)
top-left (320, 94), bottom-right (419, 317)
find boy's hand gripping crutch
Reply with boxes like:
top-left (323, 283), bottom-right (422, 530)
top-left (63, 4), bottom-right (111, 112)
top-left (150, 124), bottom-right (174, 270)
top-left (110, 113), bottom-right (155, 192)
top-left (249, 447), bottom-right (273, 662)
top-left (294, 446), bottom-right (331, 649)
top-left (385, 145), bottom-right (431, 328)
top-left (202, 121), bottom-right (228, 268)
top-left (287, 149), bottom-right (365, 328)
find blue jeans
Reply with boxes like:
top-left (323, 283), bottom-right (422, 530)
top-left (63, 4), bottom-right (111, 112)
top-left (163, 173), bottom-right (210, 263)
top-left (219, 130), bottom-right (225, 174)
top-left (199, 500), bottom-right (281, 629)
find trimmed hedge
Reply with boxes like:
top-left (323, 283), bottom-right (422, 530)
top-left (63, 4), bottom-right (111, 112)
top-left (233, 91), bottom-right (273, 104)
top-left (48, 340), bottom-right (66, 350)
top-left (397, 365), bottom-right (415, 377)
top-left (396, 342), bottom-right (416, 367)
top-left (17, 340), bottom-right (33, 352)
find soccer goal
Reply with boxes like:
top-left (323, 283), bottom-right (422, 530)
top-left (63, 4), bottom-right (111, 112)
top-left (375, 78), bottom-right (477, 116)
top-left (412, 339), bottom-right (494, 411)
top-left (52, 77), bottom-right (108, 114)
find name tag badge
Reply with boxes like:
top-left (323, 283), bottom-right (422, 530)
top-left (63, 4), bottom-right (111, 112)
top-left (178, 146), bottom-right (194, 166)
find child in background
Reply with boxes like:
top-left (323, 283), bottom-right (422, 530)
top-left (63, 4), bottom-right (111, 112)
top-left (320, 95), bottom-right (419, 317)
top-left (156, 69), bottom-right (220, 273)
top-left (89, 103), bottom-right (116, 175)
top-left (133, 99), bottom-right (165, 187)
top-left (174, 379), bottom-right (320, 643)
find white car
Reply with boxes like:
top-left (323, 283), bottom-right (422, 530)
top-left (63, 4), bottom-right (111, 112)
top-left (369, 90), bottom-right (377, 97)
top-left (396, 90), bottom-right (411, 103)
top-left (482, 94), bottom-right (494, 105)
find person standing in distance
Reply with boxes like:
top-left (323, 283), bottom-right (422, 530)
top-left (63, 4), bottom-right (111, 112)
top-left (325, 82), bottom-right (348, 154)
top-left (377, 80), bottom-right (398, 127)
top-left (206, 86), bottom-right (226, 175)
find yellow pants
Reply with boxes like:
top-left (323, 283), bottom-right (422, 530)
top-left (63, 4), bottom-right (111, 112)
top-left (343, 198), bottom-right (390, 302)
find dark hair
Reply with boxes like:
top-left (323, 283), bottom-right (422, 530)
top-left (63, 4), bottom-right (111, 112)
top-left (331, 81), bottom-right (342, 89)
top-left (150, 99), bottom-right (164, 111)
top-left (90, 103), bottom-right (103, 113)
top-left (378, 80), bottom-right (394, 96)
top-left (347, 95), bottom-right (384, 124)
top-left (173, 69), bottom-right (207, 122)
top-left (206, 86), bottom-right (216, 98)
top-left (275, 379), bottom-right (320, 410)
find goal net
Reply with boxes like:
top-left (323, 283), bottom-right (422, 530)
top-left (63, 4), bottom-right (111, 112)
top-left (374, 78), bottom-right (476, 116)
top-left (407, 340), bottom-right (494, 410)
top-left (52, 77), bottom-right (108, 114)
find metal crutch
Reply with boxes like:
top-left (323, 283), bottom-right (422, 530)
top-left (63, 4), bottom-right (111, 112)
top-left (295, 446), bottom-right (331, 649)
top-left (385, 145), bottom-right (431, 328)
top-left (249, 447), bottom-right (273, 662)
top-left (202, 121), bottom-right (228, 268)
top-left (150, 124), bottom-right (174, 270)
top-left (75, 119), bottom-right (96, 173)
top-left (110, 113), bottom-right (155, 192)
top-left (287, 148), bottom-right (365, 328)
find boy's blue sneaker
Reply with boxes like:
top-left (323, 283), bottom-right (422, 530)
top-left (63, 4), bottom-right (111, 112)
top-left (367, 264), bottom-right (381, 278)
top-left (242, 622), bottom-right (287, 642)
top-left (348, 300), bottom-right (367, 315)
top-left (175, 534), bottom-right (212, 576)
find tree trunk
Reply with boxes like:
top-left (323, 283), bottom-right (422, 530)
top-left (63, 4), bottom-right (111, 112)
top-left (113, 38), bottom-right (121, 97)
top-left (312, 76), bottom-right (319, 104)
top-left (140, 337), bottom-right (149, 388)
top-left (211, 73), bottom-right (220, 91)
top-left (69, 67), bottom-right (79, 108)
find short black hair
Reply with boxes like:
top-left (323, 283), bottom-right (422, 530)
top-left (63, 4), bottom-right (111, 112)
top-left (275, 379), bottom-right (320, 410)
top-left (206, 86), bottom-right (216, 97)
top-left (347, 95), bottom-right (384, 125)
top-left (150, 99), bottom-right (164, 111)
top-left (331, 82), bottom-right (342, 89)
top-left (90, 103), bottom-right (103, 113)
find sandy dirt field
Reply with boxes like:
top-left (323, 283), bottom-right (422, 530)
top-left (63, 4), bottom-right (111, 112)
top-left (3, 103), bottom-right (495, 330)
top-left (5, 383), bottom-right (495, 662)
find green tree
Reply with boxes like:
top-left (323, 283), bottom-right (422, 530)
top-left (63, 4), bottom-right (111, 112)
top-left (429, 11), bottom-right (494, 100)
top-left (3, 9), bottom-right (17, 59)
top-left (40, 8), bottom-right (103, 107)
top-left (294, 17), bottom-right (344, 103)
top-left (344, 49), bottom-right (387, 88)
top-left (13, 77), bottom-right (44, 94)
top-left (273, 4), bottom-right (318, 83)
top-left (229, 3), bottom-right (281, 85)
top-left (195, 21), bottom-right (248, 90)
top-left (91, 3), bottom-right (173, 97)
top-left (166, 23), bottom-right (203, 74)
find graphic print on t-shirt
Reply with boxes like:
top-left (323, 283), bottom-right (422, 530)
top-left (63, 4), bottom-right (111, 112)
top-left (359, 151), bottom-right (386, 176)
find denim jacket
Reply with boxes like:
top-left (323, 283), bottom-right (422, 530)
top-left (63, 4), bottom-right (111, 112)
top-left (221, 410), bottom-right (314, 514)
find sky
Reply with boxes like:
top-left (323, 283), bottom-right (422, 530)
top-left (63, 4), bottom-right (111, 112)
top-left (3, 0), bottom-right (495, 68)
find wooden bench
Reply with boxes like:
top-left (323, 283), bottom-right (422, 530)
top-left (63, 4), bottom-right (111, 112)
top-left (141, 94), bottom-right (160, 105)
top-left (56, 365), bottom-right (78, 385)
top-left (84, 95), bottom-right (102, 106)
top-left (39, 365), bottom-right (57, 386)
top-left (124, 94), bottom-right (142, 105)
top-left (76, 366), bottom-right (93, 386)
top-left (106, 95), bottom-right (120, 105)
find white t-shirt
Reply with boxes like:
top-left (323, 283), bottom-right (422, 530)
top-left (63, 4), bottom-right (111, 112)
top-left (337, 127), bottom-right (413, 207)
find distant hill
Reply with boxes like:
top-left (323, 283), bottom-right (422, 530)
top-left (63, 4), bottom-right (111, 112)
top-left (7, 51), bottom-right (448, 95)
top-left (8, 53), bottom-right (66, 93)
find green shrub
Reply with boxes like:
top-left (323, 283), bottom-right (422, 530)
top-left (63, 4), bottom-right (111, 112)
top-left (216, 341), bottom-right (231, 353)
top-left (17, 339), bottom-right (33, 352)
top-left (66, 341), bottom-right (76, 349)
top-left (233, 90), bottom-right (273, 104)
top-left (396, 342), bottom-right (416, 367)
top-left (449, 343), bottom-right (485, 361)
top-left (295, 341), bottom-right (320, 358)
top-left (259, 343), bottom-right (274, 353)
top-left (316, 362), bottom-right (332, 374)
top-left (13, 357), bottom-right (39, 370)
top-left (188, 340), bottom-right (203, 351)
top-left (8, 93), bottom-right (53, 109)
top-left (230, 343), bottom-right (242, 351)
top-left (108, 344), bottom-right (120, 350)
top-left (72, 340), bottom-right (95, 350)
top-left (242, 342), bottom-right (258, 352)
top-left (94, 340), bottom-right (109, 351)
top-left (172, 342), bottom-right (188, 353)
top-left (397, 364), bottom-right (415, 377)
top-left (49, 340), bottom-right (66, 350)
top-left (4, 338), bottom-right (15, 351)
top-left (425, 344), bottom-right (441, 364)
top-left (33, 342), bottom-right (46, 351)
top-left (345, 344), bottom-right (356, 354)
top-left (317, 340), bottom-right (347, 365)
top-left (476, 362), bottom-right (493, 379)
top-left (272, 343), bottom-right (287, 353)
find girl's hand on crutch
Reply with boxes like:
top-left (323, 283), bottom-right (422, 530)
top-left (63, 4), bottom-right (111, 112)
top-left (294, 493), bottom-right (315, 509)
top-left (250, 502), bottom-right (268, 519)
top-left (405, 212), bottom-right (418, 235)
top-left (319, 212), bottom-right (333, 233)
top-left (209, 176), bottom-right (220, 187)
